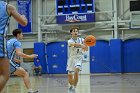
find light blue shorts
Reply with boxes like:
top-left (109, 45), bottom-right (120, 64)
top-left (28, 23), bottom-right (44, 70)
top-left (0, 36), bottom-right (7, 57)
top-left (10, 60), bottom-right (20, 74)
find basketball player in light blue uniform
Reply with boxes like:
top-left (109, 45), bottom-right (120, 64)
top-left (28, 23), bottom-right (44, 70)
top-left (0, 1), bottom-right (10, 91)
top-left (7, 35), bottom-right (21, 73)
top-left (67, 27), bottom-right (88, 92)
top-left (0, 1), bottom-right (27, 92)
top-left (0, 1), bottom-right (10, 57)
top-left (7, 29), bottom-right (38, 93)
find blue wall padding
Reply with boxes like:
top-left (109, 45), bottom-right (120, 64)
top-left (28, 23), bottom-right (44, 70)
top-left (123, 39), bottom-right (140, 73)
top-left (34, 42), bottom-right (47, 74)
top-left (46, 42), bottom-right (67, 74)
top-left (90, 40), bottom-right (110, 73)
top-left (34, 39), bottom-right (140, 74)
top-left (110, 39), bottom-right (122, 73)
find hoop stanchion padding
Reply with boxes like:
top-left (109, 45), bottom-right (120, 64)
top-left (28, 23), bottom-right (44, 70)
top-left (34, 42), bottom-right (47, 74)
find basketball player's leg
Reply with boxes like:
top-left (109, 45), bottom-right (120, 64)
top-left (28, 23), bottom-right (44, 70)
top-left (73, 68), bottom-right (80, 87)
top-left (13, 67), bottom-right (38, 93)
top-left (73, 58), bottom-right (82, 88)
top-left (68, 72), bottom-right (74, 86)
top-left (67, 58), bottom-right (74, 86)
top-left (13, 67), bottom-right (32, 89)
top-left (0, 58), bottom-right (10, 92)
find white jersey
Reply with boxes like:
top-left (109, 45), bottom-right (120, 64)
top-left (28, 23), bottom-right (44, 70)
top-left (68, 37), bottom-right (84, 57)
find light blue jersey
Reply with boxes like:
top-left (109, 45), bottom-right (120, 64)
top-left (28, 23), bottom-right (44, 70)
top-left (7, 38), bottom-right (21, 61)
top-left (7, 38), bottom-right (21, 74)
top-left (0, 1), bottom-right (10, 57)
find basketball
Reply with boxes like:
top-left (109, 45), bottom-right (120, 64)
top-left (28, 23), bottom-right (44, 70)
top-left (84, 35), bottom-right (96, 46)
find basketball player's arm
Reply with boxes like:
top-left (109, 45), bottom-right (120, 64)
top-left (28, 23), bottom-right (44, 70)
top-left (82, 38), bottom-right (88, 51)
top-left (82, 43), bottom-right (88, 51)
top-left (15, 48), bottom-right (38, 58)
top-left (7, 4), bottom-right (28, 26)
top-left (69, 43), bottom-right (83, 47)
top-left (69, 42), bottom-right (87, 50)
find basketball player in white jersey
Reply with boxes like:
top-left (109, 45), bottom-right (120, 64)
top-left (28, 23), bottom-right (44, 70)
top-left (0, 1), bottom-right (27, 92)
top-left (67, 27), bottom-right (88, 92)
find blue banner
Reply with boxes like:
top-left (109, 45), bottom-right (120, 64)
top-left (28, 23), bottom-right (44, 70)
top-left (56, 13), bottom-right (95, 24)
top-left (17, 0), bottom-right (32, 33)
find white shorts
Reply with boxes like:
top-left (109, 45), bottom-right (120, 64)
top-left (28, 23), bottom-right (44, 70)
top-left (67, 55), bottom-right (83, 72)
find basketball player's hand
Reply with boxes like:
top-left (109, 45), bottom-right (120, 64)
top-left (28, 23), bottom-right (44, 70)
top-left (29, 54), bottom-right (38, 58)
top-left (14, 58), bottom-right (21, 63)
top-left (82, 44), bottom-right (88, 51)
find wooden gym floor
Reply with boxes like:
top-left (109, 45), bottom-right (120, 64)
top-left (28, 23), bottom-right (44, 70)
top-left (1, 74), bottom-right (140, 93)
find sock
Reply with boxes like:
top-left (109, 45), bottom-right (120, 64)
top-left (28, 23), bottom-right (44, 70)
top-left (69, 85), bottom-right (73, 88)
top-left (28, 88), bottom-right (33, 92)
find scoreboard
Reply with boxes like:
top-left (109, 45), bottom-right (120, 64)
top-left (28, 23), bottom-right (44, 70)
top-left (56, 0), bottom-right (95, 24)
top-left (57, 0), bottom-right (94, 14)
